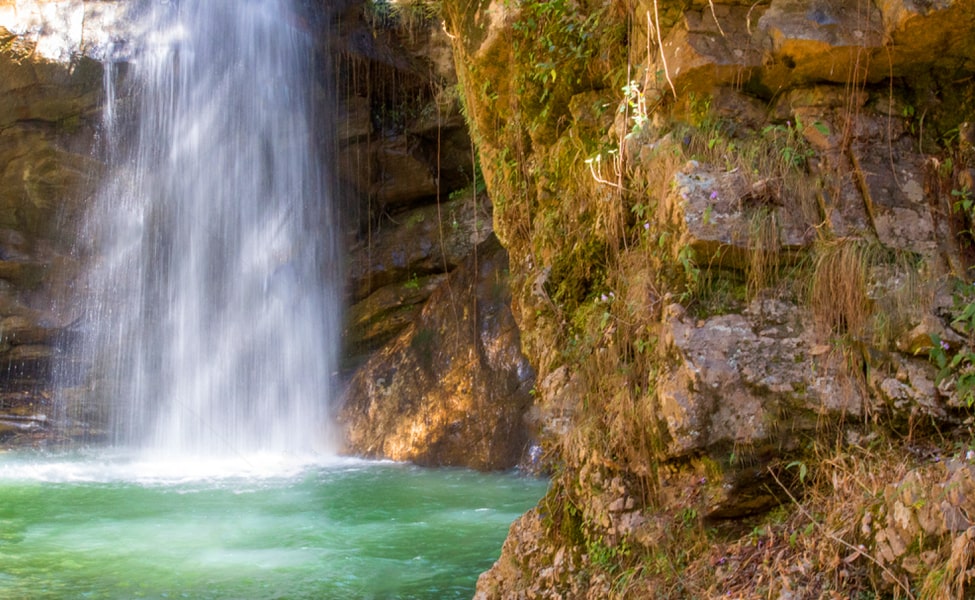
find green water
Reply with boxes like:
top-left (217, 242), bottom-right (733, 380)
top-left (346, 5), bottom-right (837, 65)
top-left (0, 452), bottom-right (547, 599)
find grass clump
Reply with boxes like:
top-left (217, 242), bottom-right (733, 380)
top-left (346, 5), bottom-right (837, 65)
top-left (810, 237), bottom-right (928, 348)
top-left (810, 238), bottom-right (874, 340)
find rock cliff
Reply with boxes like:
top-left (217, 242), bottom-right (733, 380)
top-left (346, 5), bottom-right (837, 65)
top-left (437, 0), bottom-right (975, 596)
top-left (0, 0), bottom-right (113, 443)
top-left (330, 1), bottom-right (536, 469)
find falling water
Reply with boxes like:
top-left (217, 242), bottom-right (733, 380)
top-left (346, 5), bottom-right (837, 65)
top-left (65, 0), bottom-right (338, 457)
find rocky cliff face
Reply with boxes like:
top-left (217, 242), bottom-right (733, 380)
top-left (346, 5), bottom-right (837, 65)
top-left (439, 0), bottom-right (975, 596)
top-left (330, 1), bottom-right (536, 469)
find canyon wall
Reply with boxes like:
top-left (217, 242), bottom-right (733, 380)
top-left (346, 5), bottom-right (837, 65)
top-left (438, 0), bottom-right (975, 596)
top-left (0, 0), bottom-right (111, 442)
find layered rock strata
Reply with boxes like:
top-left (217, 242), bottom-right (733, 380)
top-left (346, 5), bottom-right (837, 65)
top-left (439, 0), bottom-right (975, 595)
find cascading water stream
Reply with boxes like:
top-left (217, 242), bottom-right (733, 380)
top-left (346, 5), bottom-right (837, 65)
top-left (65, 0), bottom-right (338, 458)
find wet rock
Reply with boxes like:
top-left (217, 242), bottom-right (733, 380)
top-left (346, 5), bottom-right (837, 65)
top-left (0, 1), bottom-right (128, 63)
top-left (0, 11), bottom-right (109, 431)
top-left (331, 0), bottom-right (474, 228)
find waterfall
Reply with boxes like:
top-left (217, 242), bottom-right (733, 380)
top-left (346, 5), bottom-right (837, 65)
top-left (63, 0), bottom-right (338, 457)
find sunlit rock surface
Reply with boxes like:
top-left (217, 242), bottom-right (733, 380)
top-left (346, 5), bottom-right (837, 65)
top-left (339, 235), bottom-right (535, 470)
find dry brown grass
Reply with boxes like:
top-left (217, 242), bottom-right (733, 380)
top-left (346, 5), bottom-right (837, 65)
top-left (610, 443), bottom-right (906, 599)
top-left (810, 237), bottom-right (931, 349)
top-left (589, 436), bottom-right (975, 600)
top-left (747, 206), bottom-right (782, 300)
top-left (810, 237), bottom-right (874, 340)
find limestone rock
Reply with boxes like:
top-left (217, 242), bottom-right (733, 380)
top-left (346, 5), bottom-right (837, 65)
top-left (343, 272), bottom-right (447, 368)
top-left (757, 0), bottom-right (885, 89)
top-left (372, 134), bottom-right (440, 210)
top-left (643, 0), bottom-right (975, 97)
top-left (666, 162), bottom-right (814, 270)
top-left (335, 94), bottom-right (372, 143)
top-left (656, 7), bottom-right (763, 94)
top-left (331, 0), bottom-right (474, 228)
top-left (850, 142), bottom-right (937, 257)
top-left (0, 10), bottom-right (108, 439)
top-left (0, 127), bottom-right (100, 239)
top-left (873, 460), bottom-right (975, 580)
top-left (339, 235), bottom-right (535, 470)
top-left (658, 298), bottom-right (859, 457)
top-left (879, 0), bottom-right (975, 78)
top-left (0, 1), bottom-right (129, 64)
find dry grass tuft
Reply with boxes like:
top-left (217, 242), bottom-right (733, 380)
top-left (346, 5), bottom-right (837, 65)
top-left (810, 237), bottom-right (874, 340)
top-left (595, 438), bottom-right (975, 600)
top-left (746, 206), bottom-right (782, 300)
top-left (810, 237), bottom-right (930, 347)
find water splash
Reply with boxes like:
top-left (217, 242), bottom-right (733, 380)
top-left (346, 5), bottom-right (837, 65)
top-left (62, 0), bottom-right (338, 458)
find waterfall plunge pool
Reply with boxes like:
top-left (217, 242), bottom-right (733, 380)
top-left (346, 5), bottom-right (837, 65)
top-left (0, 452), bottom-right (547, 599)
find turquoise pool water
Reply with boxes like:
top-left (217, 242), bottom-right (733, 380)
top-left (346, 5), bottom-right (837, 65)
top-left (0, 452), bottom-right (546, 599)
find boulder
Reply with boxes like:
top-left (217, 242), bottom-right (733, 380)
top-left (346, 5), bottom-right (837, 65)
top-left (665, 161), bottom-right (814, 270)
top-left (657, 298), bottom-right (862, 458)
top-left (339, 235), bottom-right (535, 470)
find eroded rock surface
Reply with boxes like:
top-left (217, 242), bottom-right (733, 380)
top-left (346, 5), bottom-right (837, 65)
top-left (0, 5), bottom-right (111, 445)
top-left (339, 235), bottom-right (534, 470)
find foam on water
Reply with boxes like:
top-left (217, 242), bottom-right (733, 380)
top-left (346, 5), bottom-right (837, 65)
top-left (0, 450), bottom-right (371, 485)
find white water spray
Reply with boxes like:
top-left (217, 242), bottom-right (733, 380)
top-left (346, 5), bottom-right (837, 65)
top-left (65, 0), bottom-right (338, 458)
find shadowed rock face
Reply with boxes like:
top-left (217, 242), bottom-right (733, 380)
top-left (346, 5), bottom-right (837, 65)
top-left (0, 5), bottom-right (112, 445)
top-left (331, 2), bottom-right (537, 469)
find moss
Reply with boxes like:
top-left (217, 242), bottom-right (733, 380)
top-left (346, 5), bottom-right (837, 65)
top-left (546, 239), bottom-right (608, 316)
top-left (541, 480), bottom-right (587, 548)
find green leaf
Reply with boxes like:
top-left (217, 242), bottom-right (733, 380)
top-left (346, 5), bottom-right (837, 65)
top-left (786, 460), bottom-right (808, 484)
